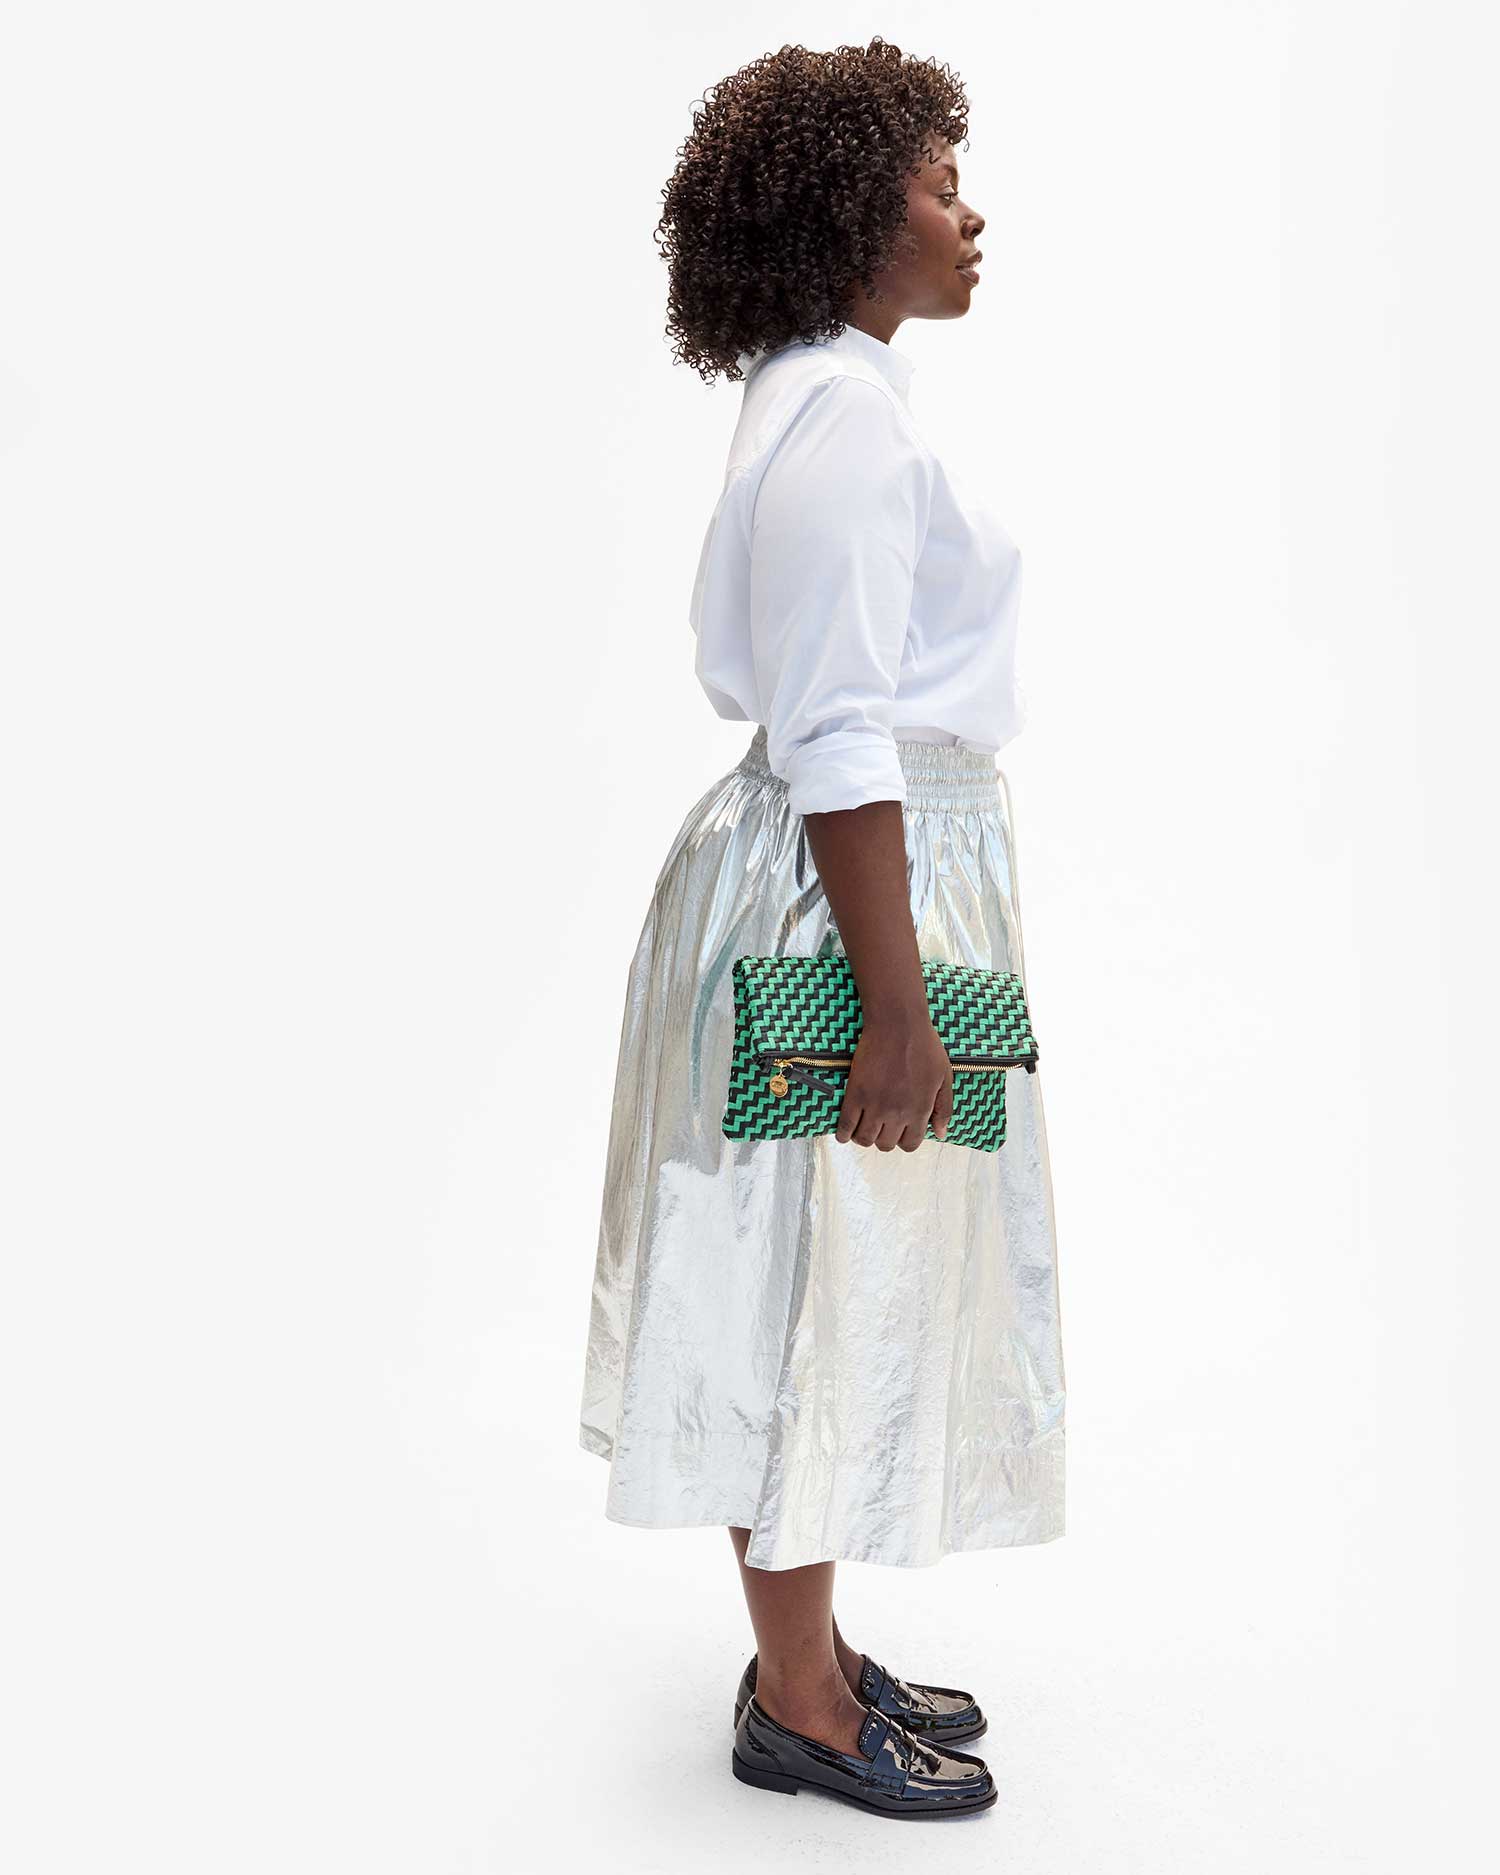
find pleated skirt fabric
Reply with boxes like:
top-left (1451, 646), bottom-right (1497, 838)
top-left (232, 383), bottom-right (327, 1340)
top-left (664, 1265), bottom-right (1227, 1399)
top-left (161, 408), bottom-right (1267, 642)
top-left (579, 725), bottom-right (1066, 1571)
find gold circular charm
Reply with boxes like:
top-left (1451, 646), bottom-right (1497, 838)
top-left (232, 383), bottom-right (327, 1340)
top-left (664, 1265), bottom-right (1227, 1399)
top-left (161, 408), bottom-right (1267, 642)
top-left (769, 1073), bottom-right (789, 1098)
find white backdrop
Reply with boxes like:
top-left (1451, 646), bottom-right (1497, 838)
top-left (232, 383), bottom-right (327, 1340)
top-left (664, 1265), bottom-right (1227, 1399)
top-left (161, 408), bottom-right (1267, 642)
top-left (2, 4), bottom-right (1494, 1871)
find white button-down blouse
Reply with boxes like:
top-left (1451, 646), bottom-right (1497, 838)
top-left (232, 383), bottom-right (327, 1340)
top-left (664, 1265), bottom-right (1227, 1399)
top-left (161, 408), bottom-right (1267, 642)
top-left (688, 321), bottom-right (1027, 815)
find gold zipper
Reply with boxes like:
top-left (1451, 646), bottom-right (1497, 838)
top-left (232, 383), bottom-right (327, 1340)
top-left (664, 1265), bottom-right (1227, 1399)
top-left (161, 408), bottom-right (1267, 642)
top-left (765, 1053), bottom-right (1014, 1098)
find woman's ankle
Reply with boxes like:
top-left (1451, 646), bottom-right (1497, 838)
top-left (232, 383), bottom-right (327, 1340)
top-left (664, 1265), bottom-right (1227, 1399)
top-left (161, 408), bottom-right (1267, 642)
top-left (831, 1620), bottom-right (865, 1696)
top-left (755, 1665), bottom-right (868, 1755)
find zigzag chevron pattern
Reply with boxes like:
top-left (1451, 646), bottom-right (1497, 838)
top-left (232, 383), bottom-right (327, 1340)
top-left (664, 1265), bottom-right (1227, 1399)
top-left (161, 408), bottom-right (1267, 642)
top-left (721, 954), bottom-right (1038, 1154)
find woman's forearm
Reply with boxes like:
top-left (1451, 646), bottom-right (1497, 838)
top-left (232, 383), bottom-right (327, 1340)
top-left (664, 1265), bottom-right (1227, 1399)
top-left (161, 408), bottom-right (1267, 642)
top-left (802, 799), bottom-right (952, 1147)
top-left (802, 801), bottom-right (927, 1025)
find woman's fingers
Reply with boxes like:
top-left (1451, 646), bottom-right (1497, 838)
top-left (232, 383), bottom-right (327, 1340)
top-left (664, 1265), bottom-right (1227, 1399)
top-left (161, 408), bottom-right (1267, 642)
top-left (835, 1079), bottom-right (954, 1150)
top-left (930, 1066), bottom-right (954, 1142)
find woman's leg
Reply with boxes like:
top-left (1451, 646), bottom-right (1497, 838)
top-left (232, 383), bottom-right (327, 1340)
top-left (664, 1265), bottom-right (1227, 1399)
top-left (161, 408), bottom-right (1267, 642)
top-left (728, 1528), bottom-right (869, 1755)
top-left (830, 1613), bottom-right (867, 1695)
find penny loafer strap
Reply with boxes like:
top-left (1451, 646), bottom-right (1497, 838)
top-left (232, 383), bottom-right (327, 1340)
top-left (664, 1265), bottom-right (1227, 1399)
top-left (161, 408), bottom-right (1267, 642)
top-left (856, 1709), bottom-right (907, 1788)
top-left (860, 1655), bottom-right (891, 1708)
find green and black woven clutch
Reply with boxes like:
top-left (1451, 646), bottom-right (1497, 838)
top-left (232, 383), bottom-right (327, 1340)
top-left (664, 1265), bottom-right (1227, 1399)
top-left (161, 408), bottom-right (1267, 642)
top-left (722, 954), bottom-right (1039, 1153)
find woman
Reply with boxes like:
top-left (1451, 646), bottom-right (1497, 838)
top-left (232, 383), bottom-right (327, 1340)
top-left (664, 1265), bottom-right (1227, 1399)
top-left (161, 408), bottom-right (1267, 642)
top-left (579, 38), bottom-right (1066, 1819)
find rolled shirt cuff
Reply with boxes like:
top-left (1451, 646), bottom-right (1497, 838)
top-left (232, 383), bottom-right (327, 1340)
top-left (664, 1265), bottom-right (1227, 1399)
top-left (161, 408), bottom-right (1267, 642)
top-left (778, 728), bottom-right (909, 815)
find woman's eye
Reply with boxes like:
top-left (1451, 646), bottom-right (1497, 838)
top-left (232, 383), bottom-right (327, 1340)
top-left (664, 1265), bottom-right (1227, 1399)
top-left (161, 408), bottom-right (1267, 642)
top-left (940, 191), bottom-right (958, 205)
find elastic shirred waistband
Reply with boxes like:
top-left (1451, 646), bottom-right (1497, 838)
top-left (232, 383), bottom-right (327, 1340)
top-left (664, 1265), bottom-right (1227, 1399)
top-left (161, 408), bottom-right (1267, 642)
top-left (735, 724), bottom-right (1001, 813)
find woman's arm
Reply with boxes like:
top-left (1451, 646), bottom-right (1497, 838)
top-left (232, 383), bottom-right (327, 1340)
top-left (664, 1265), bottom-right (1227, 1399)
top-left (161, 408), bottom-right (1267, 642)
top-left (748, 376), bottom-right (952, 1150)
top-left (803, 803), bottom-right (952, 1149)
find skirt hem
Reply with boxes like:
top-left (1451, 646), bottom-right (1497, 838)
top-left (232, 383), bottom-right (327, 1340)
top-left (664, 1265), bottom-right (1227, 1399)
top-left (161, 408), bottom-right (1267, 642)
top-left (581, 1430), bottom-right (1066, 1571)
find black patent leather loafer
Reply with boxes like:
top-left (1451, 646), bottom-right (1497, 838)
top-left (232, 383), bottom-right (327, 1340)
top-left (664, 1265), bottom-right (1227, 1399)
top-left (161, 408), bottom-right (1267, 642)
top-left (732, 1696), bottom-right (996, 1817)
top-left (733, 1651), bottom-right (986, 1745)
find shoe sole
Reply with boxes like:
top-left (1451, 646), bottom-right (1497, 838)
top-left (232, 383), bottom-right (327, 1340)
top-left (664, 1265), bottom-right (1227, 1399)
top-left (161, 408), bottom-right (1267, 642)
top-left (733, 1700), bottom-right (987, 1747)
top-left (732, 1750), bottom-right (997, 1816)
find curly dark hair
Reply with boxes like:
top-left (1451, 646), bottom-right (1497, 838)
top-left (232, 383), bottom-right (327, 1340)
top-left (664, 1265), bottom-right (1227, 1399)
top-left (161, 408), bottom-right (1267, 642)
top-left (656, 37), bottom-right (970, 385)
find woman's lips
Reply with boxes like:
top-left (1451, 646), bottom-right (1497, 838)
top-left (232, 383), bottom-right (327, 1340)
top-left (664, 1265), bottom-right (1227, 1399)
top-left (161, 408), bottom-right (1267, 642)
top-left (957, 265), bottom-right (980, 284)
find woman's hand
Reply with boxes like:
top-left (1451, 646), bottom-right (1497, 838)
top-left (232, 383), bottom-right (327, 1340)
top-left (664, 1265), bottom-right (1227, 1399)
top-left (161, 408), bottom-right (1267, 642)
top-left (835, 1016), bottom-right (954, 1151)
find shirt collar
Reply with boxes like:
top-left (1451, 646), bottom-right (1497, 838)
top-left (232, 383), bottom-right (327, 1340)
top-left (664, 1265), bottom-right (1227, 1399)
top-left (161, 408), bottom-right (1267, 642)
top-left (736, 322), bottom-right (916, 405)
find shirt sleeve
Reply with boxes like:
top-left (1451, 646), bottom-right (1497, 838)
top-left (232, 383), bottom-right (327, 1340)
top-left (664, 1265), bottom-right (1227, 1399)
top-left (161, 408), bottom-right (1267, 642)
top-left (748, 374), bottom-right (932, 815)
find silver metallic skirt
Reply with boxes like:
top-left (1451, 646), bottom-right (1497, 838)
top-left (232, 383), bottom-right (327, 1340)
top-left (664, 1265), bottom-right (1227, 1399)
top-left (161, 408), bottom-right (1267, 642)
top-left (579, 725), bottom-right (1065, 1570)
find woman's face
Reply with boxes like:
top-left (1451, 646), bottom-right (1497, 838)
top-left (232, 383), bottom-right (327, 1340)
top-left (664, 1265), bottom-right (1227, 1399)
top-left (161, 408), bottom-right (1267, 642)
top-left (848, 135), bottom-right (985, 336)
